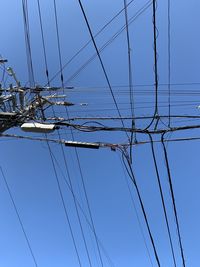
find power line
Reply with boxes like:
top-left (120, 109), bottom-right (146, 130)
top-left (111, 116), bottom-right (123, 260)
top-left (161, 134), bottom-right (186, 267)
top-left (46, 0), bottom-right (136, 86)
top-left (22, 0), bottom-right (35, 87)
top-left (168, 0), bottom-right (171, 127)
top-left (53, 2), bottom-right (104, 264)
top-left (33, 7), bottom-right (94, 257)
top-left (118, 155), bottom-right (154, 267)
top-left (121, 149), bottom-right (161, 267)
top-left (36, 0), bottom-right (50, 85)
top-left (0, 166), bottom-right (38, 267)
top-left (51, 152), bottom-right (116, 267)
top-left (46, 140), bottom-right (83, 267)
top-left (77, 0), bottom-right (130, 145)
top-left (123, 0), bottom-right (136, 160)
top-left (64, 1), bottom-right (152, 86)
top-left (145, 0), bottom-right (159, 130)
top-left (148, 134), bottom-right (177, 266)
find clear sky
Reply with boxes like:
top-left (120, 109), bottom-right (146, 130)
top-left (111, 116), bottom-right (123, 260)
top-left (0, 1), bottom-right (200, 267)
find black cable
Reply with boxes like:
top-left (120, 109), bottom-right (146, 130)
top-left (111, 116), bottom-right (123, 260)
top-left (121, 150), bottom-right (161, 267)
top-left (168, 0), bottom-right (171, 127)
top-left (148, 134), bottom-right (177, 266)
top-left (119, 155), bottom-right (154, 267)
top-left (22, 0), bottom-right (35, 87)
top-left (0, 166), bottom-right (38, 267)
top-left (65, 1), bottom-right (152, 86)
top-left (53, 0), bottom-right (64, 86)
top-left (124, 0), bottom-right (135, 120)
top-left (77, 0), bottom-right (130, 143)
top-left (46, 0), bottom-right (135, 86)
top-left (58, 136), bottom-right (93, 267)
top-left (74, 146), bottom-right (104, 267)
top-left (36, 0), bottom-right (50, 85)
top-left (145, 0), bottom-right (159, 130)
top-left (46, 140), bottom-right (83, 267)
top-left (51, 152), bottom-right (116, 267)
top-left (161, 133), bottom-right (186, 267)
top-left (52, 3), bottom-right (97, 265)
top-left (123, 0), bottom-right (136, 161)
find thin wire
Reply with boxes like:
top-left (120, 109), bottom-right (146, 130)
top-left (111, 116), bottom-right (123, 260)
top-left (53, 0), bottom-right (64, 86)
top-left (121, 150), bottom-right (161, 267)
top-left (36, 0), bottom-right (50, 86)
top-left (22, 0), bottom-right (35, 87)
top-left (168, 0), bottom-right (171, 127)
top-left (52, 2), bottom-right (98, 266)
top-left (37, 3), bottom-right (93, 262)
top-left (51, 152), bottom-right (116, 267)
top-left (65, 1), bottom-right (152, 86)
top-left (46, 0), bottom-right (136, 86)
top-left (58, 138), bottom-right (93, 267)
top-left (148, 134), bottom-right (177, 266)
top-left (118, 155), bottom-right (154, 267)
top-left (0, 166), bottom-right (38, 267)
top-left (161, 133), bottom-right (186, 267)
top-left (145, 0), bottom-right (159, 130)
top-left (74, 146), bottom-right (104, 267)
top-left (46, 140), bottom-right (83, 267)
top-left (123, 0), bottom-right (136, 161)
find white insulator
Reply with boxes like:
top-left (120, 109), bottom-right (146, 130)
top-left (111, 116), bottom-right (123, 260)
top-left (21, 123), bottom-right (56, 133)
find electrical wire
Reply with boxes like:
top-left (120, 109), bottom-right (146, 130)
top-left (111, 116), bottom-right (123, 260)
top-left (46, 140), bottom-right (83, 267)
top-left (161, 133), bottom-right (186, 267)
top-left (148, 134), bottom-right (177, 266)
top-left (51, 152), bottom-right (116, 267)
top-left (46, 0), bottom-right (136, 86)
top-left (118, 155), bottom-right (154, 267)
top-left (145, 0), bottom-right (159, 130)
top-left (37, 3), bottom-right (93, 263)
top-left (77, 0), bottom-right (130, 145)
top-left (53, 2), bottom-right (105, 266)
top-left (168, 0), bottom-right (171, 127)
top-left (64, 1), bottom-right (152, 86)
top-left (22, 0), bottom-right (35, 87)
top-left (0, 166), bottom-right (38, 267)
top-left (123, 0), bottom-right (136, 161)
top-left (36, 0), bottom-right (50, 86)
top-left (120, 149), bottom-right (161, 267)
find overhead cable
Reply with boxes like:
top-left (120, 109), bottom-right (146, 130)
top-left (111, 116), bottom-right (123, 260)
top-left (0, 166), bottom-right (38, 267)
top-left (161, 134), bottom-right (186, 267)
top-left (148, 134), bottom-right (177, 266)
top-left (121, 149), bottom-right (161, 267)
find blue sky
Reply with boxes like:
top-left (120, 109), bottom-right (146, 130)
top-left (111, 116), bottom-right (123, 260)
top-left (0, 1), bottom-right (200, 267)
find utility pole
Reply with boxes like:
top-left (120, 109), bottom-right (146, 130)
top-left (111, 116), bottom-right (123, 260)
top-left (0, 59), bottom-right (73, 134)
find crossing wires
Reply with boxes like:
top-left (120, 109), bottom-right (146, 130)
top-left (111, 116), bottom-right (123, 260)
top-left (37, 2), bottom-right (94, 265)
top-left (77, 0), bottom-right (130, 143)
top-left (52, 2), bottom-right (106, 267)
